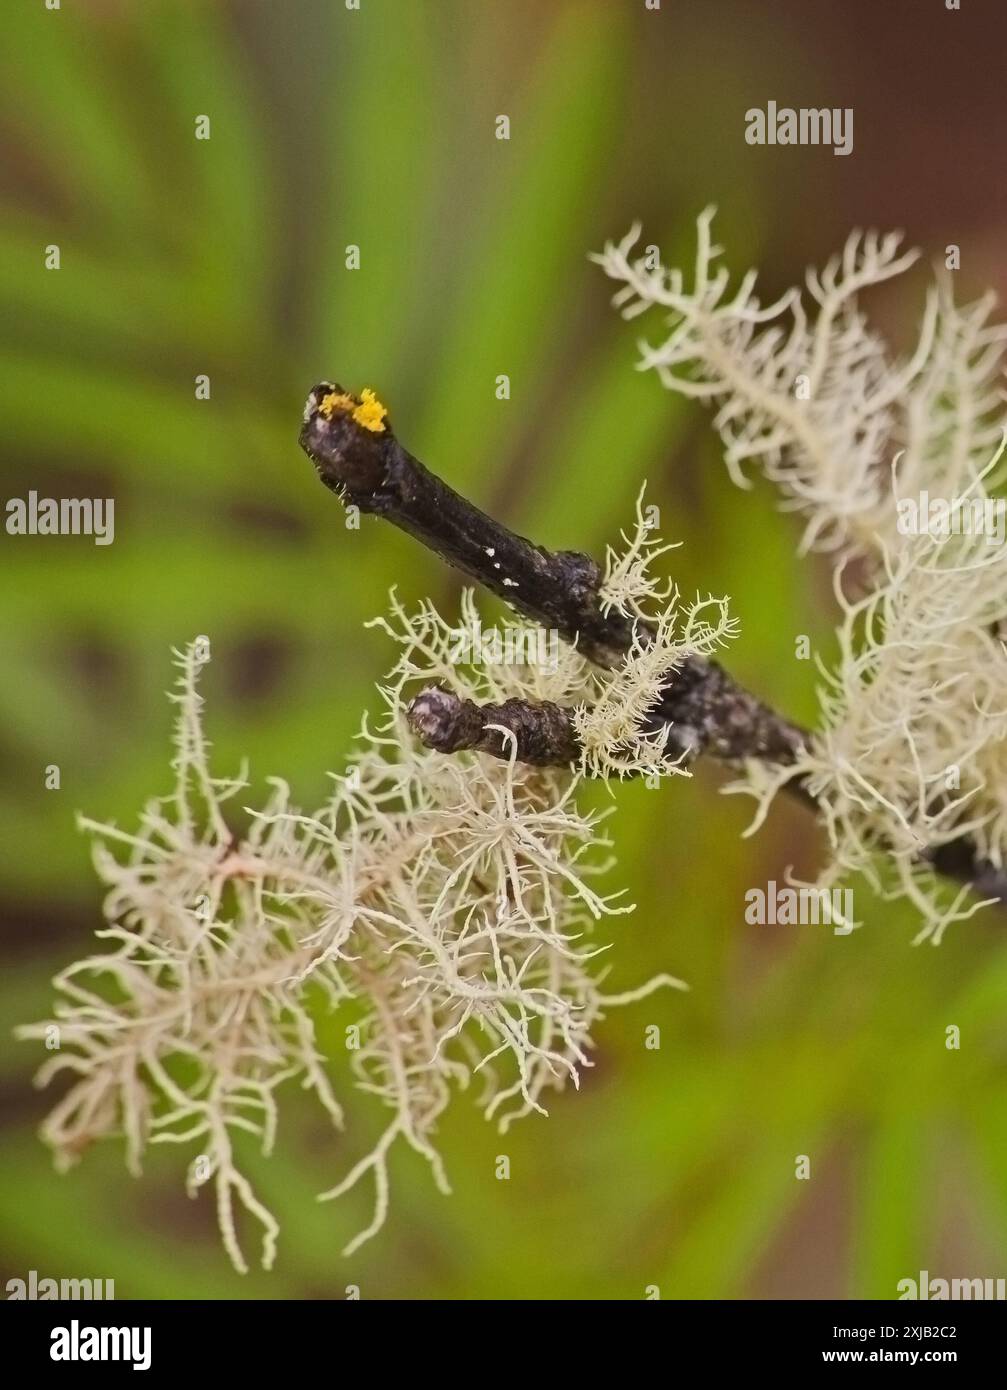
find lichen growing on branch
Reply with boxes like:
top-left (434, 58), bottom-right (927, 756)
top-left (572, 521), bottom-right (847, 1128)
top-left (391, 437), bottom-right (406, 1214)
top-left (596, 210), bottom-right (1007, 937)
top-left (19, 504), bottom-right (699, 1271)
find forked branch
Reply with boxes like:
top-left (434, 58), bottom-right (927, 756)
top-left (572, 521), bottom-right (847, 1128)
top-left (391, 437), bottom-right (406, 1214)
top-left (298, 384), bottom-right (1007, 906)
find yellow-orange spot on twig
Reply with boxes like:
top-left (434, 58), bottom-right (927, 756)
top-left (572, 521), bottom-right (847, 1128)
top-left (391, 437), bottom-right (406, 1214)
top-left (318, 391), bottom-right (356, 419)
top-left (352, 388), bottom-right (388, 433)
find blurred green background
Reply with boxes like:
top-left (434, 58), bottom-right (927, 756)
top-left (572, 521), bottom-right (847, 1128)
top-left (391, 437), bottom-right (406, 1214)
top-left (2, 0), bottom-right (1007, 1299)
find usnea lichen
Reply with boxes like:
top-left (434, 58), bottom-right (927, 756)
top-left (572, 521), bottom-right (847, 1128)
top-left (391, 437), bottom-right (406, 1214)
top-left (596, 210), bottom-right (1007, 938)
top-left (575, 490), bottom-right (738, 780)
top-left (19, 506), bottom-right (700, 1271)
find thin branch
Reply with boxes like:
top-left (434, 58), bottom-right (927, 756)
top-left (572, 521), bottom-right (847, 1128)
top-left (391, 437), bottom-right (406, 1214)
top-left (299, 383), bottom-right (808, 766)
top-left (298, 383), bottom-right (1007, 906)
top-left (408, 686), bottom-right (580, 765)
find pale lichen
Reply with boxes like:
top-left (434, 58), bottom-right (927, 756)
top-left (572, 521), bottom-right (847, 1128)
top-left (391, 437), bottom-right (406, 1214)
top-left (597, 211), bottom-right (1007, 939)
top-left (19, 504), bottom-right (703, 1270)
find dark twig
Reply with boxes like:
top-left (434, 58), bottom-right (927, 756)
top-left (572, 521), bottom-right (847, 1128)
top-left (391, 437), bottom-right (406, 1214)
top-left (300, 383), bottom-right (808, 766)
top-left (408, 686), bottom-right (581, 765)
top-left (298, 383), bottom-right (1007, 906)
